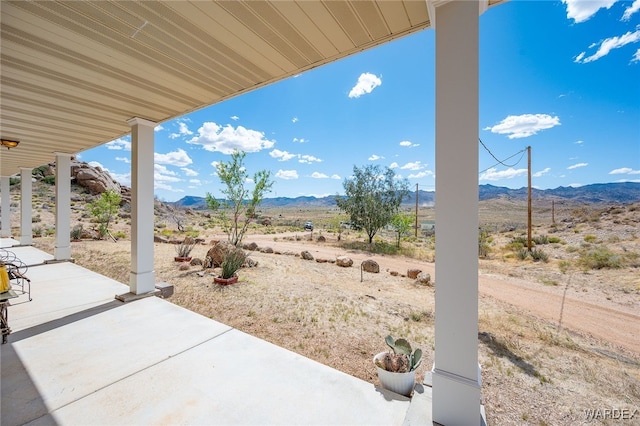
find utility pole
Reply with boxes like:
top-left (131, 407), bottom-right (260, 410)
top-left (527, 146), bottom-right (532, 252)
top-left (552, 200), bottom-right (555, 225)
top-left (415, 183), bottom-right (419, 237)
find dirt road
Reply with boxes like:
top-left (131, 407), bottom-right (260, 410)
top-left (248, 232), bottom-right (640, 355)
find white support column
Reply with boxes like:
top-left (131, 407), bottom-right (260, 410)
top-left (128, 117), bottom-right (156, 295)
top-left (432, 1), bottom-right (481, 425)
top-left (20, 168), bottom-right (33, 245)
top-left (0, 176), bottom-right (10, 238)
top-left (54, 153), bottom-right (73, 260)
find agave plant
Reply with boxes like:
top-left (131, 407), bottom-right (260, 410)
top-left (375, 335), bottom-right (422, 373)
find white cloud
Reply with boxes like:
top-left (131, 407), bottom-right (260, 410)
top-left (609, 167), bottom-right (640, 174)
top-left (484, 114), bottom-right (561, 139)
top-left (368, 154), bottom-right (384, 161)
top-left (293, 137), bottom-right (307, 143)
top-left (154, 164), bottom-right (181, 182)
top-left (400, 161), bottom-right (424, 171)
top-left (188, 122), bottom-right (275, 154)
top-left (155, 148), bottom-right (192, 167)
top-left (299, 154), bottom-right (321, 164)
top-left (622, 0), bottom-right (640, 20)
top-left (105, 137), bottom-right (131, 151)
top-left (533, 167), bottom-right (551, 177)
top-left (567, 162), bottom-right (588, 170)
top-left (154, 125), bottom-right (164, 132)
top-left (115, 156), bottom-right (130, 164)
top-left (479, 167), bottom-right (527, 181)
top-left (389, 162), bottom-right (399, 169)
top-left (189, 179), bottom-right (201, 184)
top-left (276, 169), bottom-right (298, 180)
top-left (331, 174), bottom-right (341, 180)
top-left (181, 167), bottom-right (198, 177)
top-left (311, 172), bottom-right (328, 179)
top-left (111, 172), bottom-right (131, 187)
top-left (292, 117), bottom-right (299, 123)
top-left (562, 0), bottom-right (616, 23)
top-left (231, 115), bottom-right (239, 121)
top-left (633, 48), bottom-right (640, 62)
top-left (575, 140), bottom-right (584, 145)
top-left (155, 182), bottom-right (184, 192)
top-left (169, 121), bottom-right (193, 139)
top-left (270, 149), bottom-right (297, 161)
top-left (408, 171), bottom-right (434, 179)
top-left (348, 72), bottom-right (382, 98)
top-left (399, 140), bottom-right (419, 148)
top-left (575, 30), bottom-right (640, 63)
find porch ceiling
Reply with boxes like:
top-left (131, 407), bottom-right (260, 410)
top-left (0, 0), bottom-right (504, 175)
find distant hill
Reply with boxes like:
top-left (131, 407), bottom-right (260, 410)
top-left (171, 182), bottom-right (640, 209)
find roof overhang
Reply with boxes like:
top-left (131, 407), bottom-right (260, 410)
top-left (0, 0), bottom-right (505, 175)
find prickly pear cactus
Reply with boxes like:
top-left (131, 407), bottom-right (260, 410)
top-left (382, 335), bottom-right (422, 372)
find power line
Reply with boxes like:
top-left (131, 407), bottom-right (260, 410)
top-left (478, 138), bottom-right (527, 174)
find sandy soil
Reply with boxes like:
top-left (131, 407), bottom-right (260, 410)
top-left (16, 191), bottom-right (640, 425)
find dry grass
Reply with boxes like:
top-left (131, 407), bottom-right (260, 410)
top-left (20, 186), bottom-right (640, 425)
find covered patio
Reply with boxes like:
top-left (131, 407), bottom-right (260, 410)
top-left (1, 1), bottom-right (505, 424)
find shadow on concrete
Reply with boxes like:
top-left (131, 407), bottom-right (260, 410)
top-left (478, 331), bottom-right (541, 379)
top-left (8, 300), bottom-right (122, 343)
top-left (1, 341), bottom-right (58, 426)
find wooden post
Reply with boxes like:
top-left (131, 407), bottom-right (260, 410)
top-left (527, 146), bottom-right (532, 252)
top-left (415, 183), bottom-right (419, 237)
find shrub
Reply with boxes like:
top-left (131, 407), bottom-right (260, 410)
top-left (532, 235), bottom-right (549, 245)
top-left (516, 249), bottom-right (529, 260)
top-left (70, 224), bottom-right (83, 240)
top-left (530, 248), bottom-right (549, 262)
top-left (112, 231), bottom-right (127, 240)
top-left (577, 247), bottom-right (622, 270)
top-left (42, 175), bottom-right (56, 185)
top-left (583, 234), bottom-right (598, 243)
top-left (33, 226), bottom-right (43, 237)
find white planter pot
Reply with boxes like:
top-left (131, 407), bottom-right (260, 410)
top-left (373, 352), bottom-right (416, 397)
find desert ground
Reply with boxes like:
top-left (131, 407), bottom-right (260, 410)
top-left (8, 185), bottom-right (640, 425)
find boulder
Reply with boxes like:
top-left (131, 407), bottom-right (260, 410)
top-left (416, 272), bottom-right (432, 286)
top-left (336, 256), bottom-right (353, 267)
top-left (73, 161), bottom-right (121, 195)
top-left (260, 247), bottom-right (274, 253)
top-left (361, 259), bottom-right (380, 273)
top-left (301, 251), bottom-right (314, 261)
top-left (316, 235), bottom-right (326, 242)
top-left (243, 242), bottom-right (259, 251)
top-left (204, 241), bottom-right (238, 268)
top-left (407, 269), bottom-right (422, 279)
top-left (390, 271), bottom-right (399, 276)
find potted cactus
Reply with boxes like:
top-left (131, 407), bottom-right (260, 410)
top-left (373, 335), bottom-right (422, 397)
top-left (174, 236), bottom-right (196, 262)
top-left (214, 248), bottom-right (247, 285)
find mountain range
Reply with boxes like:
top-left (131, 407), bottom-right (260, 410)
top-left (171, 182), bottom-right (640, 210)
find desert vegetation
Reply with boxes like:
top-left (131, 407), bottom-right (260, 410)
top-left (7, 179), bottom-right (640, 425)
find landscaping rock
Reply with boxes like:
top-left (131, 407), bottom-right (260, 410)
top-left (301, 250), bottom-right (314, 261)
top-left (243, 242), bottom-right (259, 251)
top-left (336, 256), bottom-right (353, 267)
top-left (361, 259), bottom-right (380, 273)
top-left (317, 235), bottom-right (326, 242)
top-left (407, 268), bottom-right (422, 279)
top-left (260, 246), bottom-right (274, 253)
top-left (416, 272), bottom-right (432, 286)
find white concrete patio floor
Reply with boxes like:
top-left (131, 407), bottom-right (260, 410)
top-left (1, 243), bottom-right (434, 425)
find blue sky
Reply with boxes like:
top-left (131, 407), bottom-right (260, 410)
top-left (79, 0), bottom-right (640, 202)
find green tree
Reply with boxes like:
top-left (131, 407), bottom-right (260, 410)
top-left (335, 164), bottom-right (410, 244)
top-left (87, 190), bottom-right (121, 239)
top-left (205, 150), bottom-right (274, 246)
top-left (390, 212), bottom-right (414, 248)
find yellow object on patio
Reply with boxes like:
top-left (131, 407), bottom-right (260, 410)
top-left (0, 264), bottom-right (10, 293)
